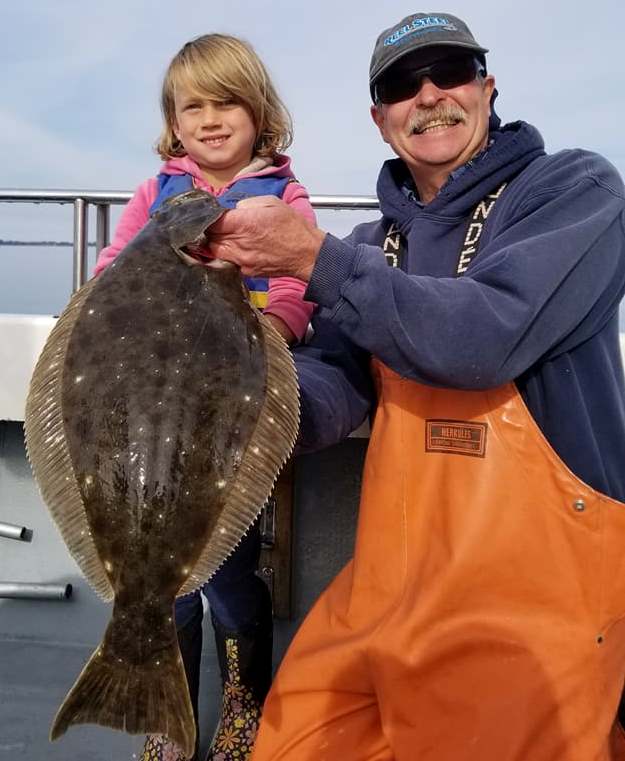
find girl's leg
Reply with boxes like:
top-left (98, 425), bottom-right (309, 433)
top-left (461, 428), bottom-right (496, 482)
top-left (203, 519), bottom-right (273, 761)
top-left (203, 518), bottom-right (267, 630)
top-left (175, 592), bottom-right (204, 753)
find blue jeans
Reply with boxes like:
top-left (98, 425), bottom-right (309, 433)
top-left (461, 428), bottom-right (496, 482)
top-left (174, 518), bottom-right (267, 632)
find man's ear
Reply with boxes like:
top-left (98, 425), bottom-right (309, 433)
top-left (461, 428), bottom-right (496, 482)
top-left (484, 74), bottom-right (496, 106)
top-left (370, 103), bottom-right (389, 144)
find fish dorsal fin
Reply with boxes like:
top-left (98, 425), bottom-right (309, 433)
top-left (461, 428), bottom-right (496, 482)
top-left (25, 279), bottom-right (115, 601)
top-left (178, 314), bottom-right (300, 595)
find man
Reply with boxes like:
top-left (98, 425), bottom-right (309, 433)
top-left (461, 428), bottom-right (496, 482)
top-left (210, 12), bottom-right (625, 761)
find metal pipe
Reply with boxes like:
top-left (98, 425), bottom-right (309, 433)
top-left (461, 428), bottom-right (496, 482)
top-left (0, 189), bottom-right (133, 204)
top-left (310, 195), bottom-right (379, 210)
top-left (95, 204), bottom-right (110, 255)
top-left (0, 521), bottom-right (29, 541)
top-left (0, 189), bottom-right (380, 211)
top-left (73, 198), bottom-right (89, 290)
top-left (0, 582), bottom-right (72, 600)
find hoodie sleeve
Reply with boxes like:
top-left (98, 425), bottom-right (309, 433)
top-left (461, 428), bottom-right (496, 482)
top-left (304, 153), bottom-right (625, 390)
top-left (293, 310), bottom-right (375, 454)
top-left (264, 180), bottom-right (317, 341)
top-left (93, 178), bottom-right (157, 275)
top-left (281, 179), bottom-right (316, 224)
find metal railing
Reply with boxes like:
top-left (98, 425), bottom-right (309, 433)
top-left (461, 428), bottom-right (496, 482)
top-left (0, 189), bottom-right (380, 292)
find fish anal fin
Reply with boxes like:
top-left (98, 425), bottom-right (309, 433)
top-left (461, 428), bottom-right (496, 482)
top-left (179, 313), bottom-right (300, 595)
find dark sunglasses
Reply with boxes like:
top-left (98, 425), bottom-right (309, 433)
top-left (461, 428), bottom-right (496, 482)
top-left (374, 54), bottom-right (485, 105)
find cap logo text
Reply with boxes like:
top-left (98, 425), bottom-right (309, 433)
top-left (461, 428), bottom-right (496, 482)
top-left (384, 16), bottom-right (456, 46)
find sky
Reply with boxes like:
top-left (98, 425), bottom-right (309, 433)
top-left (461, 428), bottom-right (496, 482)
top-left (1, 0), bottom-right (625, 310)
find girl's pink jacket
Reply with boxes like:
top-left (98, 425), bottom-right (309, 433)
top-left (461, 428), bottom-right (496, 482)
top-left (94, 154), bottom-right (316, 341)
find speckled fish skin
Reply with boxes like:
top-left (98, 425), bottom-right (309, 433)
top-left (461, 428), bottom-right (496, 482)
top-left (24, 190), bottom-right (299, 757)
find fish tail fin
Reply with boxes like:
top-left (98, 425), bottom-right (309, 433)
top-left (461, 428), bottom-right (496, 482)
top-left (50, 639), bottom-right (195, 757)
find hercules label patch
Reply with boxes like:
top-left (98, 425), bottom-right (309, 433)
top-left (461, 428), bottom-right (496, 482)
top-left (426, 420), bottom-right (487, 457)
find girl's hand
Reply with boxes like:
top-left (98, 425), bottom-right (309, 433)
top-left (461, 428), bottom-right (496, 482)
top-left (208, 196), bottom-right (326, 282)
top-left (262, 313), bottom-right (297, 345)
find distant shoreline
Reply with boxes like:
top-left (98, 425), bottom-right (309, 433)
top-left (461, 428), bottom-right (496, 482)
top-left (0, 241), bottom-right (96, 247)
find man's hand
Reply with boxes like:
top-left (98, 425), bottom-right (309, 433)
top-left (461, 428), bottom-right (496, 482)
top-left (208, 196), bottom-right (326, 282)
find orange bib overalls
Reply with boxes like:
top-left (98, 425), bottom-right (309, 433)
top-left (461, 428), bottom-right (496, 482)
top-left (252, 361), bottom-right (625, 761)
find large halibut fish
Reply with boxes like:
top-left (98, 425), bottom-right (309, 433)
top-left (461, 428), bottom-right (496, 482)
top-left (23, 190), bottom-right (299, 756)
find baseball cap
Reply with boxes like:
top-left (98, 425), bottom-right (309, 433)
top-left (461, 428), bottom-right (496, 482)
top-left (369, 13), bottom-right (488, 98)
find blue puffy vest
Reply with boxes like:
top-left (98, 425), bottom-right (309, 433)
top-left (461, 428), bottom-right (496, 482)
top-left (149, 173), bottom-right (291, 310)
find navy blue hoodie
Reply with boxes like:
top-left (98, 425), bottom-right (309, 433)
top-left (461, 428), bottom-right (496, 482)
top-left (295, 121), bottom-right (625, 502)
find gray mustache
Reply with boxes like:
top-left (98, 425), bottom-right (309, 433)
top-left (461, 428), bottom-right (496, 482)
top-left (408, 106), bottom-right (466, 135)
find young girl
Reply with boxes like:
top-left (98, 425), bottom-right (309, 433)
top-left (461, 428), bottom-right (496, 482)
top-left (94, 34), bottom-right (315, 761)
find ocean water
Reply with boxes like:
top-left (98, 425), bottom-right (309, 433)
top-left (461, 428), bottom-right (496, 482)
top-left (0, 197), bottom-right (118, 316)
top-left (0, 245), bottom-right (97, 316)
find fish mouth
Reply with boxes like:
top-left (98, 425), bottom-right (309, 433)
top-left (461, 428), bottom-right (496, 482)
top-left (181, 232), bottom-right (213, 263)
top-left (180, 228), bottom-right (236, 270)
top-left (204, 258), bottom-right (235, 269)
top-left (160, 190), bottom-right (231, 267)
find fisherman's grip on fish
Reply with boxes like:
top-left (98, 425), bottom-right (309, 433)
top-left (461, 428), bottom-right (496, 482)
top-left (23, 189), bottom-right (300, 758)
top-left (208, 194), bottom-right (325, 281)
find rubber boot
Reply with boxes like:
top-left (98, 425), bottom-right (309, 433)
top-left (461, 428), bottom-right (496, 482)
top-left (204, 588), bottom-right (273, 761)
top-left (138, 601), bottom-right (203, 761)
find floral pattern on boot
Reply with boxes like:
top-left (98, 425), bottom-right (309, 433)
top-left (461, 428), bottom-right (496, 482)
top-left (205, 638), bottom-right (263, 761)
top-left (139, 734), bottom-right (191, 761)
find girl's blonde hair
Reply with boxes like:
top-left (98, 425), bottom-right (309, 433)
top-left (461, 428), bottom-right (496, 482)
top-left (156, 34), bottom-right (293, 160)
